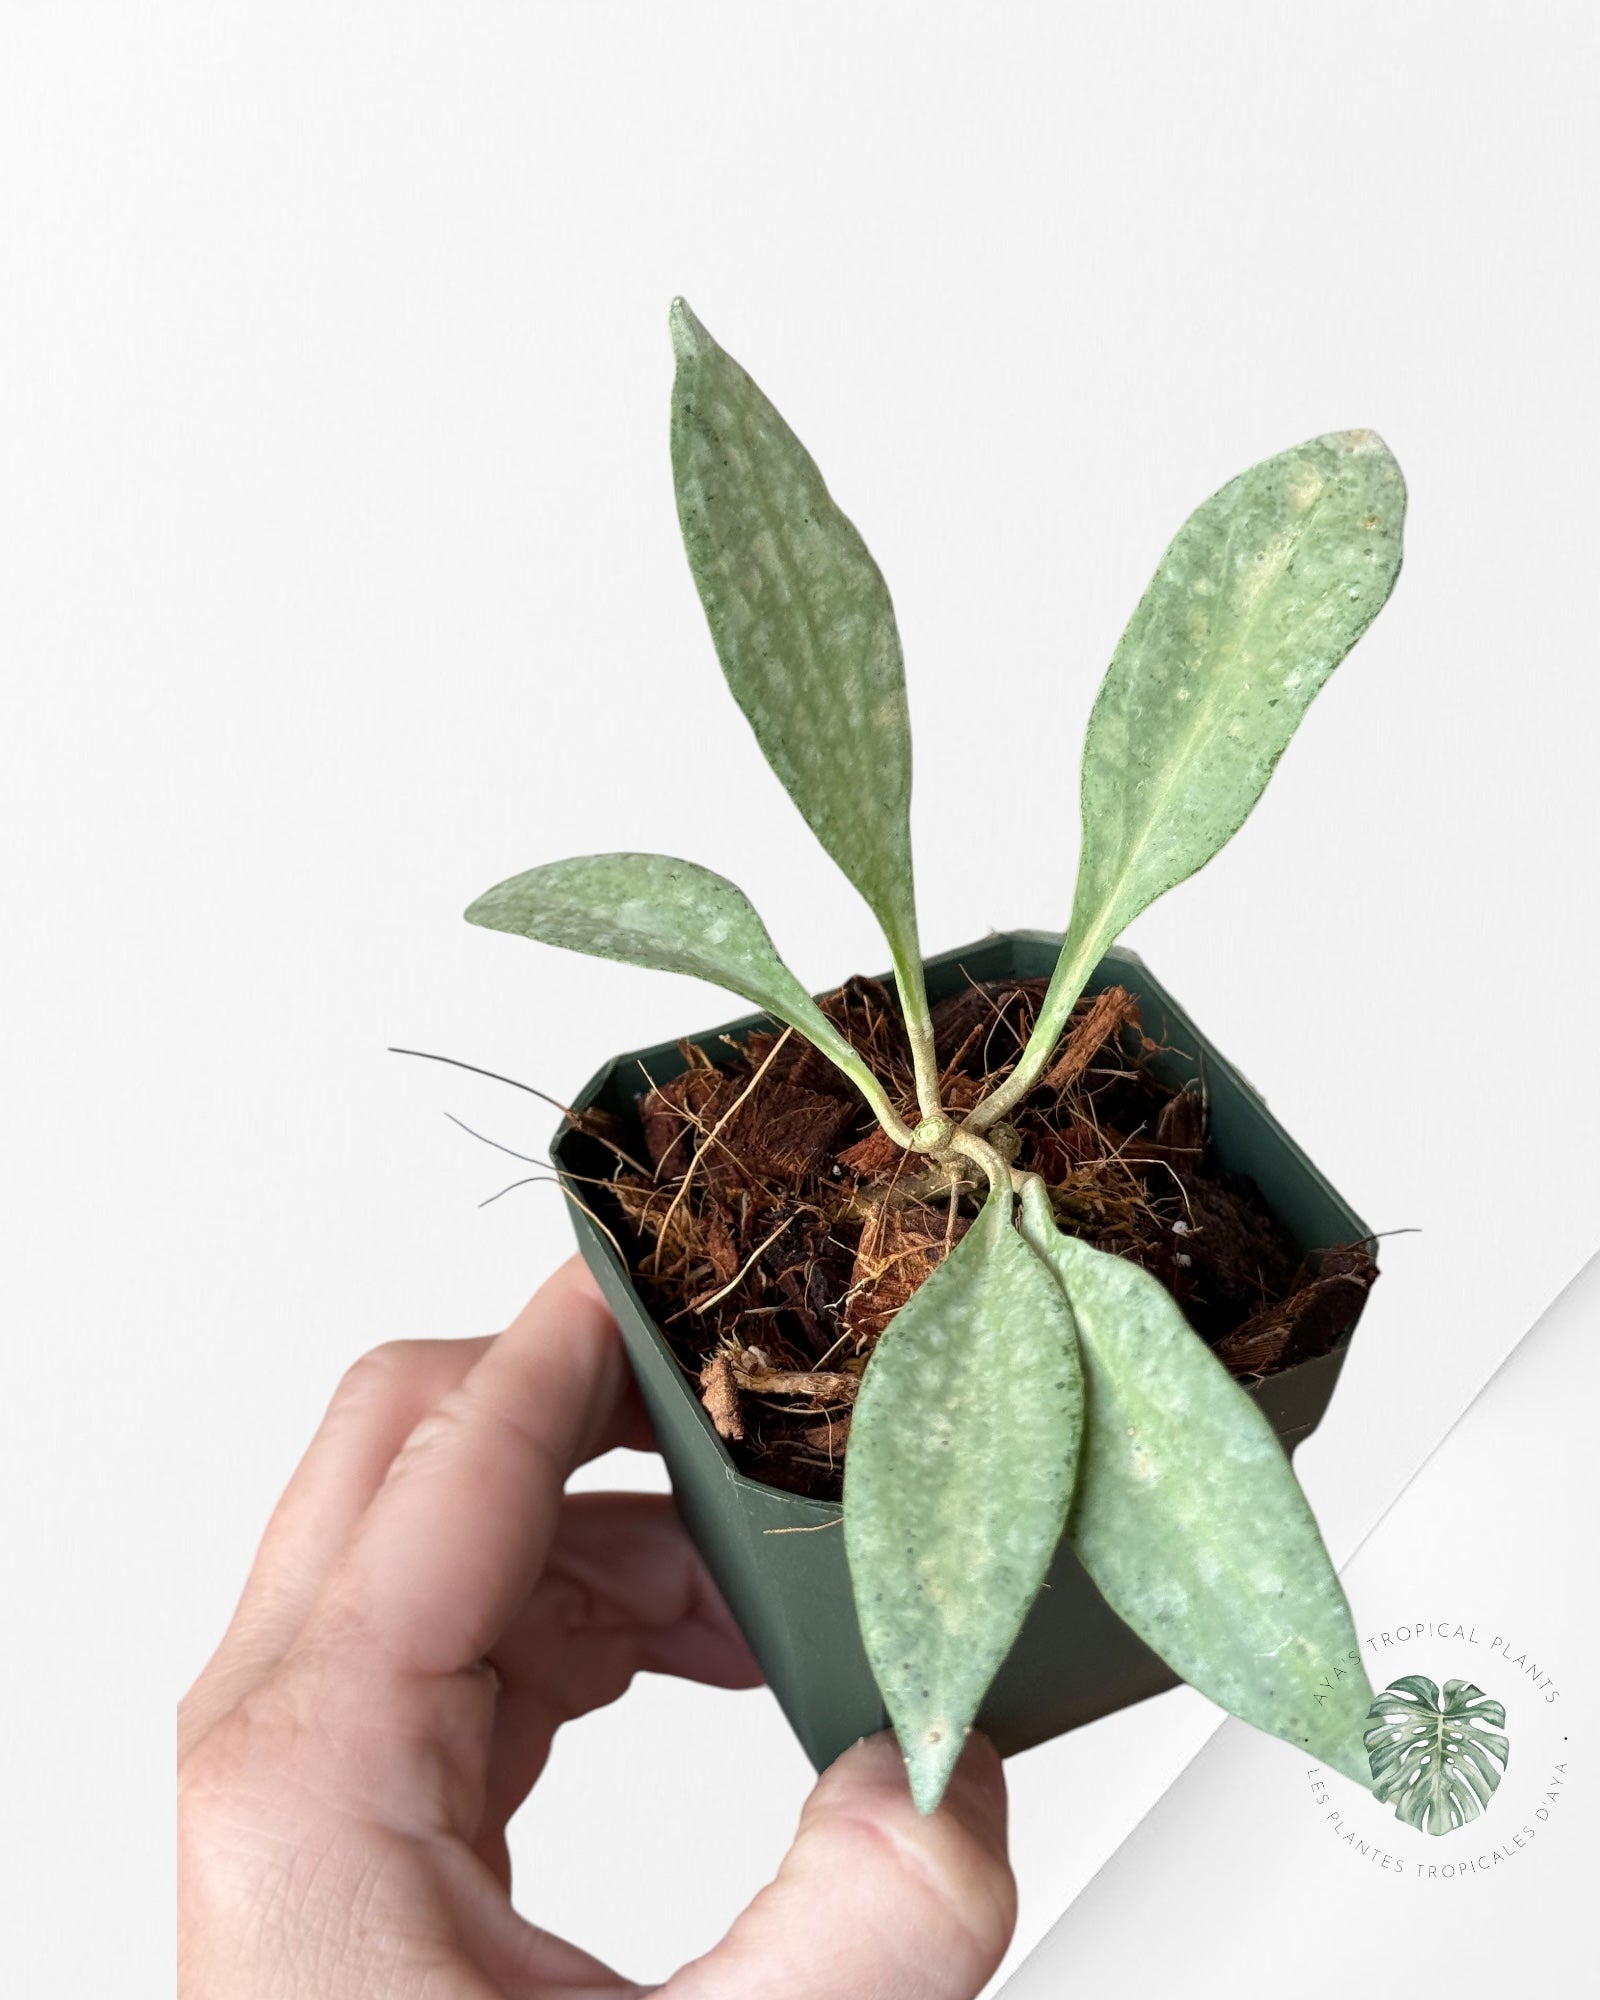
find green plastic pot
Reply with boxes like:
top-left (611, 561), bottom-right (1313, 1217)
top-left (552, 932), bottom-right (1374, 1771)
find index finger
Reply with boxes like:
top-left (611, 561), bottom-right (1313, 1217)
top-left (296, 1255), bottom-right (635, 1680)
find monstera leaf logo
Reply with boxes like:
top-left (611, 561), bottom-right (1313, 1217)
top-left (1364, 1675), bottom-right (1510, 1836)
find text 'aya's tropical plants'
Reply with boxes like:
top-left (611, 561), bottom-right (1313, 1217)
top-left (467, 300), bottom-right (1405, 1811)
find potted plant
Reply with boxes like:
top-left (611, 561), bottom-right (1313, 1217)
top-left (463, 300), bottom-right (1404, 1813)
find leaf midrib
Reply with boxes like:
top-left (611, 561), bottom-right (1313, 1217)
top-left (1076, 481), bottom-right (1335, 950)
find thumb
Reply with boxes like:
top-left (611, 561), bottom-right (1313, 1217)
top-left (661, 1730), bottom-right (1016, 2000)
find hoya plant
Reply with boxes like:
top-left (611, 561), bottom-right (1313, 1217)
top-left (466, 299), bottom-right (1405, 1813)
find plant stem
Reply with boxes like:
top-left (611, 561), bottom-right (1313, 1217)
top-left (945, 1125), bottom-right (1019, 1199)
top-left (789, 987), bottom-right (921, 1152)
top-left (853, 1065), bottom-right (918, 1151)
top-left (890, 940), bottom-right (942, 1119)
top-left (964, 924), bottom-right (1100, 1134)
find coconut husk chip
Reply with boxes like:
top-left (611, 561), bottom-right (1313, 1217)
top-left (599, 975), bottom-right (1377, 1500)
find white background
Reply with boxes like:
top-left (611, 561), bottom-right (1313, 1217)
top-left (4, 4), bottom-right (1597, 1993)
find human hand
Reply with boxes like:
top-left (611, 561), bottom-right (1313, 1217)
top-left (178, 1255), bottom-right (1017, 1998)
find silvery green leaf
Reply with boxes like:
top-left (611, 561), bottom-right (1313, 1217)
top-left (996, 432), bottom-right (1404, 1118)
top-left (1365, 1675), bottom-right (1510, 1835)
top-left (1018, 1180), bottom-right (1373, 1782)
top-left (669, 300), bottom-right (923, 978)
top-left (845, 1187), bottom-right (1083, 1814)
top-left (1074, 428), bottom-right (1404, 941)
top-left (465, 851), bottom-right (881, 1107)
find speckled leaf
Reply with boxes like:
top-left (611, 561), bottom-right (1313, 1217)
top-left (845, 1187), bottom-right (1083, 1814)
top-left (1029, 431), bottom-right (1405, 1062)
top-left (1365, 1676), bottom-right (1509, 1835)
top-left (1019, 1181), bottom-right (1373, 1782)
top-left (669, 300), bottom-right (922, 975)
top-left (465, 852), bottom-right (878, 1102)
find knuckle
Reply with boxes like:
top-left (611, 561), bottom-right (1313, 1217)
top-left (178, 1696), bottom-right (289, 1826)
top-left (388, 1381), bottom-right (548, 1486)
top-left (386, 1388), bottom-right (475, 1476)
top-left (801, 1752), bottom-right (1016, 1984)
top-left (333, 1339), bottom-right (427, 1408)
top-left (854, 1808), bottom-right (1014, 1978)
